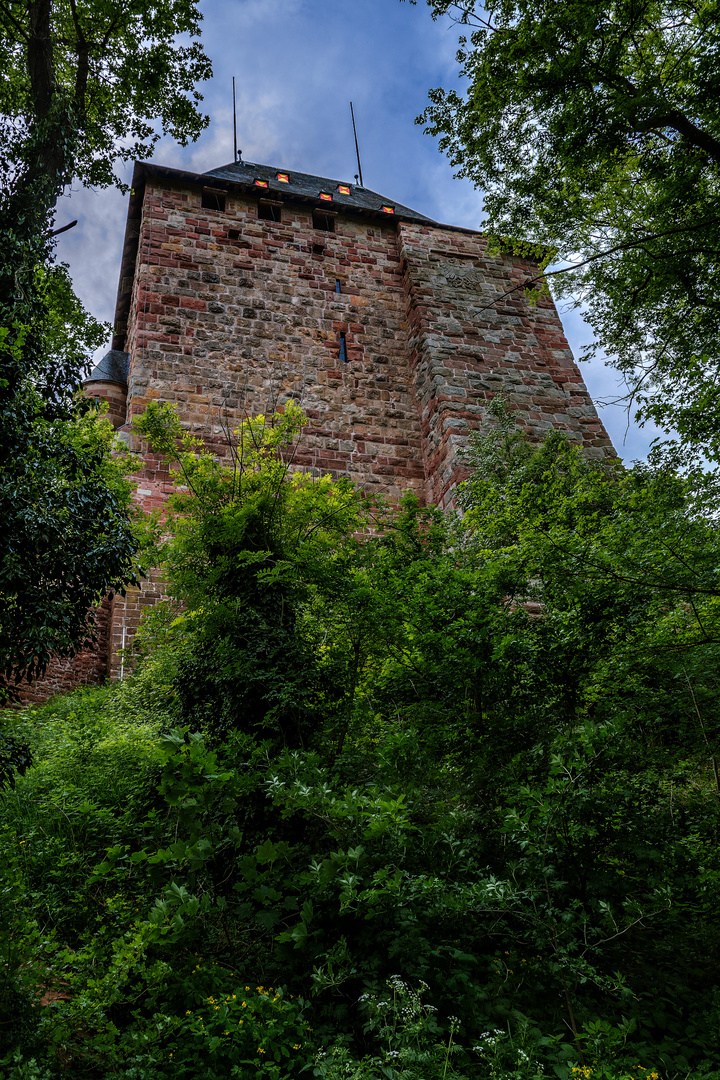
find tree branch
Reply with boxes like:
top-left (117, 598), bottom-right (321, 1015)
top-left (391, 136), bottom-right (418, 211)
top-left (475, 216), bottom-right (720, 315)
top-left (27, 0), bottom-right (55, 118)
top-left (634, 109), bottom-right (720, 165)
top-left (0, 1), bottom-right (30, 42)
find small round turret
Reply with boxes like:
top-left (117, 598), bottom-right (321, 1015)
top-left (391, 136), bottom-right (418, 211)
top-left (82, 349), bottom-right (129, 429)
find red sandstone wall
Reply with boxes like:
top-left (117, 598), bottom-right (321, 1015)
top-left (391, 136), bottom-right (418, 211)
top-left (120, 181), bottom-right (426, 500)
top-left (399, 224), bottom-right (615, 507)
top-left (106, 569), bottom-right (169, 681)
top-left (104, 181), bottom-right (436, 681)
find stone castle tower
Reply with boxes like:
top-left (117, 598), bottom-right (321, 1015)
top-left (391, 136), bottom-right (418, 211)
top-left (25, 157), bottom-right (615, 700)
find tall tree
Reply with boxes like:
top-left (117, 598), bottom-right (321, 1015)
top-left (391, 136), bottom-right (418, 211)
top-left (416, 0), bottom-right (720, 457)
top-left (0, 1), bottom-right (212, 702)
top-left (0, 0), bottom-right (211, 201)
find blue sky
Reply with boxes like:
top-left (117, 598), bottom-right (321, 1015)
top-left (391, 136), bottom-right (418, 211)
top-left (55, 0), bottom-right (658, 461)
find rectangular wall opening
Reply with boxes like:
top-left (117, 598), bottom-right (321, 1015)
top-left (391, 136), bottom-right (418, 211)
top-left (313, 210), bottom-right (335, 232)
top-left (201, 188), bottom-right (226, 212)
top-left (258, 200), bottom-right (282, 223)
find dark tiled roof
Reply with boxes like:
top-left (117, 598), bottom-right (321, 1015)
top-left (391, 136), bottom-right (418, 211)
top-left (83, 349), bottom-right (129, 388)
top-left (203, 160), bottom-right (436, 225)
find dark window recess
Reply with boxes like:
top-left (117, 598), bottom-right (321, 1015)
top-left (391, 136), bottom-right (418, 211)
top-left (335, 280), bottom-right (341, 294)
top-left (202, 188), bottom-right (226, 212)
top-left (339, 333), bottom-right (348, 363)
top-left (258, 200), bottom-right (282, 222)
top-left (313, 210), bottom-right (335, 232)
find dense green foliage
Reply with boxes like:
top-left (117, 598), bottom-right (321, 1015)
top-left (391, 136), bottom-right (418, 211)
top-left (0, 201), bottom-right (140, 701)
top-left (416, 0), bottom-right (720, 458)
top-left (0, 0), bottom-right (211, 703)
top-left (0, 404), bottom-right (138, 691)
top-left (2, 406), bottom-right (719, 1078)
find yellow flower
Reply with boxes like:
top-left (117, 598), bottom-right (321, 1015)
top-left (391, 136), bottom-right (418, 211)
top-left (258, 1048), bottom-right (266, 1054)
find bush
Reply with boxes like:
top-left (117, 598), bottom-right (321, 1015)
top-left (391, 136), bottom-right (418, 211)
top-left (3, 420), bottom-right (720, 1075)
